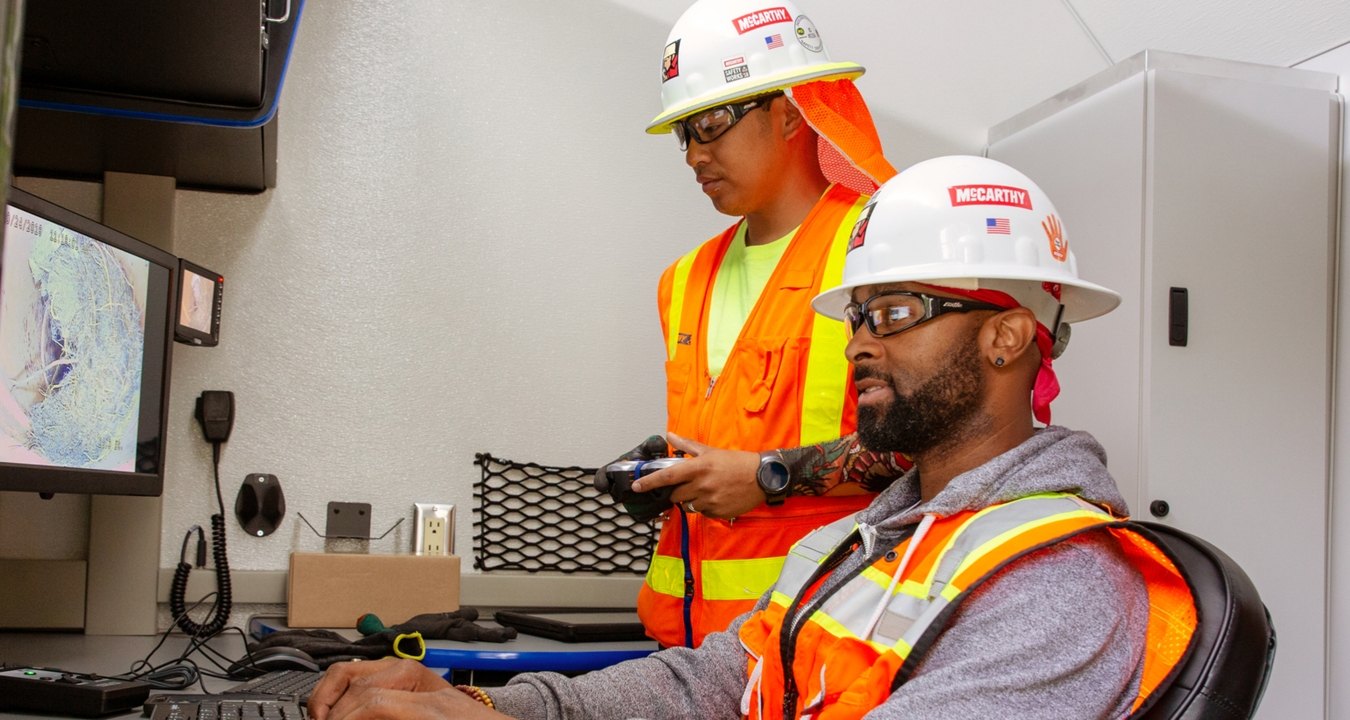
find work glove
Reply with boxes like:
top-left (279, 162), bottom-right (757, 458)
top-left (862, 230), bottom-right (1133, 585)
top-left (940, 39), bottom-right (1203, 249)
top-left (593, 435), bottom-right (675, 521)
top-left (245, 608), bottom-right (517, 671)
top-left (246, 628), bottom-right (405, 669)
top-left (356, 608), bottom-right (517, 643)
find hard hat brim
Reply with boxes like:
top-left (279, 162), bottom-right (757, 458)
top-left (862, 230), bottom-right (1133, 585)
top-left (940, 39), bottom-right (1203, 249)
top-left (646, 62), bottom-right (865, 134)
top-left (812, 265), bottom-right (1123, 325)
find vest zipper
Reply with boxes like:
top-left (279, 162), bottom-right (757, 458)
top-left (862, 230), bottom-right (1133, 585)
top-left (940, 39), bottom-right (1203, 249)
top-left (777, 528), bottom-right (861, 720)
top-left (679, 507), bottom-right (695, 648)
top-left (777, 525), bottom-right (914, 720)
top-left (705, 375), bottom-right (717, 399)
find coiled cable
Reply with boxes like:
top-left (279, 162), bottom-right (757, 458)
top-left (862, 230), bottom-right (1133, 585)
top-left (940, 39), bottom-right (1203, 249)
top-left (169, 441), bottom-right (232, 637)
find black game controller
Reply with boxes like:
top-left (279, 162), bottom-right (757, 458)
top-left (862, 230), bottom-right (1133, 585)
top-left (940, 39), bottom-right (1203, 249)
top-left (595, 456), bottom-right (685, 521)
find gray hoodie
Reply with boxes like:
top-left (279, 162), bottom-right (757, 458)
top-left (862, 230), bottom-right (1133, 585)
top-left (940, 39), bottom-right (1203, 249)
top-left (491, 427), bottom-right (1149, 719)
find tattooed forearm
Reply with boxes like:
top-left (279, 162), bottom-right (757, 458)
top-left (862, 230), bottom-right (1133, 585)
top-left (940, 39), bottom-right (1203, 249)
top-left (780, 433), bottom-right (909, 496)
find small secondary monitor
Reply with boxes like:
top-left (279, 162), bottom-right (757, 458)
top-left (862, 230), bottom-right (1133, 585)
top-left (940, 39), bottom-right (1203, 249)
top-left (0, 188), bottom-right (176, 496)
top-left (174, 258), bottom-right (223, 347)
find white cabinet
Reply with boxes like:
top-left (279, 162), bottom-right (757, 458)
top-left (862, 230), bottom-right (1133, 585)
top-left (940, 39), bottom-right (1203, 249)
top-left (988, 51), bottom-right (1339, 719)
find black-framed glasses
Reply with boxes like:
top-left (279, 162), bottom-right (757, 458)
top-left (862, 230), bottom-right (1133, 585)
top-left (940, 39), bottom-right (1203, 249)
top-left (843, 291), bottom-right (1004, 339)
top-left (672, 92), bottom-right (782, 151)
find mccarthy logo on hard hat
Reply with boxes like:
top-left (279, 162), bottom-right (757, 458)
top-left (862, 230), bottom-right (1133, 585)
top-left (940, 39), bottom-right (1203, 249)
top-left (948, 184), bottom-right (1032, 210)
top-left (733, 7), bottom-right (791, 34)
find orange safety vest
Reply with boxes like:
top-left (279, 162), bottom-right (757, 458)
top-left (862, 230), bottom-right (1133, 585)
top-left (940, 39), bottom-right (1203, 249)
top-left (738, 494), bottom-right (1198, 720)
top-left (640, 184), bottom-right (875, 648)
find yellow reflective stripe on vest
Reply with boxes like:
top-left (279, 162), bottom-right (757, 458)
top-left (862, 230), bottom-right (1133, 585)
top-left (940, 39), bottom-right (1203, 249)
top-left (703, 556), bottom-right (788, 601)
top-left (798, 194), bottom-right (868, 444)
top-left (665, 247), bottom-right (701, 361)
top-left (646, 554), bottom-right (686, 598)
top-left (647, 554), bottom-right (788, 601)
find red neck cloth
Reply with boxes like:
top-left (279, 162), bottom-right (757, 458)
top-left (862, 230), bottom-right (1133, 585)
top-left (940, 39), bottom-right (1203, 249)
top-left (922, 284), bottom-right (1059, 425)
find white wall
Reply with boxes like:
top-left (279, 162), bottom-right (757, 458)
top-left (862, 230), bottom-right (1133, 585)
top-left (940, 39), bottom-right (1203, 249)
top-left (0, 0), bottom-right (928, 611)
top-left (163, 1), bottom-right (735, 568)
top-left (1296, 40), bottom-right (1348, 720)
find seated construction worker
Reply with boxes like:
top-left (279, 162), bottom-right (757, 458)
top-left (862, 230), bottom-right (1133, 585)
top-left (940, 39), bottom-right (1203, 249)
top-left (307, 155), bottom-right (1195, 720)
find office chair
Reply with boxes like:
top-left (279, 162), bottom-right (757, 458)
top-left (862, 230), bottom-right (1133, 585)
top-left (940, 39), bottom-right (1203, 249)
top-left (1129, 522), bottom-right (1276, 719)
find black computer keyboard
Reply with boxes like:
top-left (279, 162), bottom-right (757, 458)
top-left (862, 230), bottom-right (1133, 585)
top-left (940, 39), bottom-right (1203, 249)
top-left (224, 669), bottom-right (322, 698)
top-left (144, 696), bottom-right (306, 720)
top-left (142, 670), bottom-right (321, 719)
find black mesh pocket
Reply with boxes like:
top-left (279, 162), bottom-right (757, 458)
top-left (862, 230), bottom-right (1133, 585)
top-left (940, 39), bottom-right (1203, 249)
top-left (472, 453), bottom-right (659, 574)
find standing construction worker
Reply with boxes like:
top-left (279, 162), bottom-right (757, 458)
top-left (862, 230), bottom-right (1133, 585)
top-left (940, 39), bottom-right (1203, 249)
top-left (630, 0), bottom-right (901, 648)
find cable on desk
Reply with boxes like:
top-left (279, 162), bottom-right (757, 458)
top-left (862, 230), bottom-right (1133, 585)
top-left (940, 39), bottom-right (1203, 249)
top-left (115, 593), bottom-right (240, 692)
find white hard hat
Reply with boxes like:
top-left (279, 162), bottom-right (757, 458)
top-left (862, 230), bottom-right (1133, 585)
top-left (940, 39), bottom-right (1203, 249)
top-left (648, 0), bottom-right (864, 134)
top-left (812, 155), bottom-right (1121, 330)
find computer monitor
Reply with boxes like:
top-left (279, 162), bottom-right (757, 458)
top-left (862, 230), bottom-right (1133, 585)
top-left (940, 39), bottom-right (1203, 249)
top-left (0, 187), bottom-right (175, 496)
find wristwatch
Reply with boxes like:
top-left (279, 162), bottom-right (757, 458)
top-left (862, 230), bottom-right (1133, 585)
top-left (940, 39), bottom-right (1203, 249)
top-left (756, 451), bottom-right (791, 506)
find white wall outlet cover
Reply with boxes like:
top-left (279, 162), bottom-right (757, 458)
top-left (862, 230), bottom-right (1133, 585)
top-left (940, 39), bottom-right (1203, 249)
top-left (413, 503), bottom-right (454, 556)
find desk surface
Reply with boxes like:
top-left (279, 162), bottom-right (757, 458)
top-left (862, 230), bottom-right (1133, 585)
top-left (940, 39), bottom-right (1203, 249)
top-left (0, 632), bottom-right (245, 719)
top-left (0, 623), bottom-right (659, 719)
top-left (249, 615), bottom-right (658, 674)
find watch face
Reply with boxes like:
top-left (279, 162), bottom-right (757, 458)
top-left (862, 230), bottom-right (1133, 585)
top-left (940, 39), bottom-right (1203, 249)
top-left (758, 459), bottom-right (790, 494)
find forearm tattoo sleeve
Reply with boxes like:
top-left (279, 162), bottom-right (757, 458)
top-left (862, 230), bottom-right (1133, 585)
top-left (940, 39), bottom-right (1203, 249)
top-left (779, 434), bottom-right (908, 496)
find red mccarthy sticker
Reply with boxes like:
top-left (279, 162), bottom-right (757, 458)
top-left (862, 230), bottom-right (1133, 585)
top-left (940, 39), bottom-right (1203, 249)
top-left (732, 7), bottom-right (791, 34)
top-left (948, 184), bottom-right (1032, 210)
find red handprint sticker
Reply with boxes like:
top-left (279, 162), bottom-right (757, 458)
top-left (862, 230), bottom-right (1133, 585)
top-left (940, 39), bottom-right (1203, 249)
top-left (1042, 214), bottom-right (1067, 262)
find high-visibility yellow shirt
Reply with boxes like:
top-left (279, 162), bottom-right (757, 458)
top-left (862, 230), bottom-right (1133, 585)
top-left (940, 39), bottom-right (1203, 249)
top-left (706, 223), bottom-right (795, 378)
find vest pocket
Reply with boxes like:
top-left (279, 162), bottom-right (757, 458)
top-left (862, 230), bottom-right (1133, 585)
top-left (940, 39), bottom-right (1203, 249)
top-left (740, 337), bottom-right (789, 414)
top-left (665, 357), bottom-right (691, 397)
top-left (665, 357), bottom-right (693, 431)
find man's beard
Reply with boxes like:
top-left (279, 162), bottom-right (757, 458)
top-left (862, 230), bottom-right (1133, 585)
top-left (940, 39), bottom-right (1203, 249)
top-left (856, 326), bottom-right (987, 457)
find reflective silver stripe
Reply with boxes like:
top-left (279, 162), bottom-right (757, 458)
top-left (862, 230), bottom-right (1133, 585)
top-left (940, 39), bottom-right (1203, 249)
top-left (771, 514), bottom-right (859, 598)
top-left (877, 494), bottom-right (1109, 649)
top-left (764, 495), bottom-right (1112, 655)
top-left (926, 494), bottom-right (1107, 602)
top-left (796, 494), bottom-right (1107, 648)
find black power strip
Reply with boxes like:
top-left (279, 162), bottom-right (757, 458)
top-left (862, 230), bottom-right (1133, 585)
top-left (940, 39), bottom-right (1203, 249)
top-left (0, 666), bottom-right (151, 717)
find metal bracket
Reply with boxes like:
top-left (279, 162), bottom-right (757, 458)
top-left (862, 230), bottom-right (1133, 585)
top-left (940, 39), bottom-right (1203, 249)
top-left (296, 502), bottom-right (403, 540)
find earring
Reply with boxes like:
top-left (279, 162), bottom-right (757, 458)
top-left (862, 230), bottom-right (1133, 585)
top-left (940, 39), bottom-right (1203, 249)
top-left (994, 357), bottom-right (1005, 367)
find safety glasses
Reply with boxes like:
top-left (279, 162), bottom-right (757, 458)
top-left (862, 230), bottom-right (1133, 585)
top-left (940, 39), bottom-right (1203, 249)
top-left (672, 92), bottom-right (783, 151)
top-left (843, 291), bottom-right (1004, 339)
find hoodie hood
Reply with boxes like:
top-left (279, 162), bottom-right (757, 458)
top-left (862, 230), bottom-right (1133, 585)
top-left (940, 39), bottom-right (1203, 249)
top-left (858, 426), bottom-right (1128, 532)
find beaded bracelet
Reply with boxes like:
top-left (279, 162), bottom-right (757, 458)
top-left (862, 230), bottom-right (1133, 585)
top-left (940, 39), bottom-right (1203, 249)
top-left (456, 684), bottom-right (496, 709)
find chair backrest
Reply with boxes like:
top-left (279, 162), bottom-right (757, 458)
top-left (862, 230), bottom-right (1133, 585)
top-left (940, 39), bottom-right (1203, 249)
top-left (1129, 521), bottom-right (1277, 720)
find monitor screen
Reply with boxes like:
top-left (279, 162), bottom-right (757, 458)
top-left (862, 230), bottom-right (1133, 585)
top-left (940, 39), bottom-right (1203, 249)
top-left (0, 188), bottom-right (175, 496)
top-left (174, 258), bottom-right (222, 347)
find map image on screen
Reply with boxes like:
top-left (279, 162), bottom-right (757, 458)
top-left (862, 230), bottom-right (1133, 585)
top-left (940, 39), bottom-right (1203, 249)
top-left (180, 267), bottom-right (214, 334)
top-left (0, 205), bottom-right (149, 471)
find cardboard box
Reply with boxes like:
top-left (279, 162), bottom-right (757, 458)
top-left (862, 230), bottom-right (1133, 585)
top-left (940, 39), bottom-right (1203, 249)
top-left (288, 552), bottom-right (460, 628)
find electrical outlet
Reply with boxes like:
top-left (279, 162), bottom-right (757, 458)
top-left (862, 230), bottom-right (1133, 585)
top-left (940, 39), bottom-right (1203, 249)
top-left (413, 503), bottom-right (454, 556)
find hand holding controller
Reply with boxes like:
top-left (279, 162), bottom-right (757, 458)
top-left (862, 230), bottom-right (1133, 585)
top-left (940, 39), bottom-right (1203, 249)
top-left (595, 456), bottom-right (685, 521)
